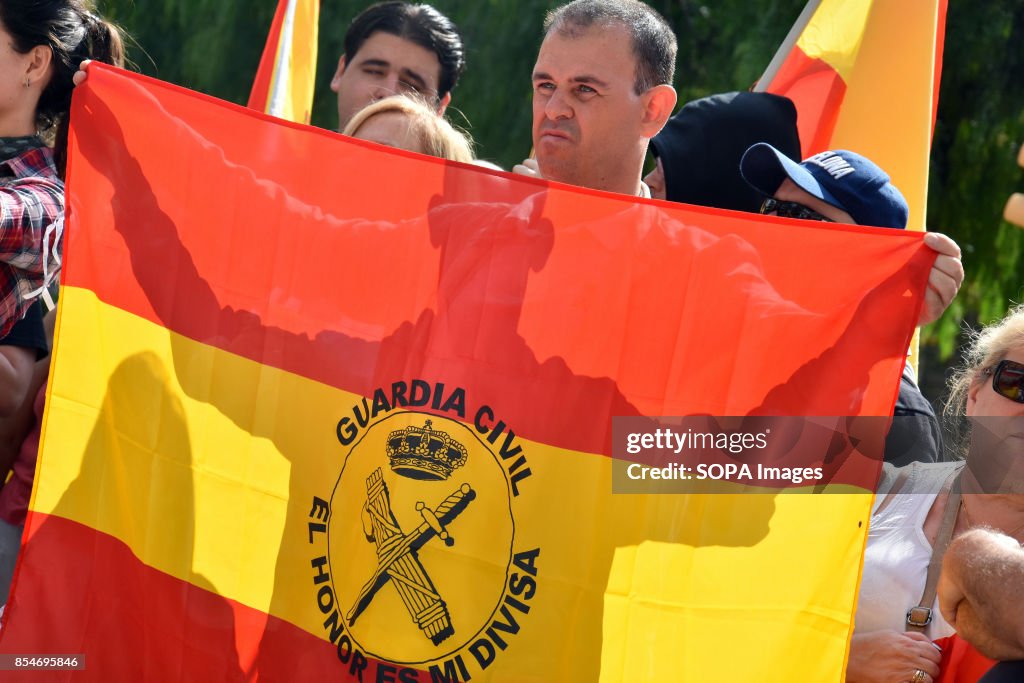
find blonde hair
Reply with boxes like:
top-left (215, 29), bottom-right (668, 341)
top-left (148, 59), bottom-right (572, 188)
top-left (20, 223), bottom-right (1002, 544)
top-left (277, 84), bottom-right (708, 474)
top-left (342, 95), bottom-right (474, 163)
top-left (946, 303), bottom-right (1024, 419)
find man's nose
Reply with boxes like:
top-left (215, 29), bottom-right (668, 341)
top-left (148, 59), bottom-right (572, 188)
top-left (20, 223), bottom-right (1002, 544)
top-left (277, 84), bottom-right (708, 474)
top-left (371, 74), bottom-right (400, 100)
top-left (544, 89), bottom-right (573, 119)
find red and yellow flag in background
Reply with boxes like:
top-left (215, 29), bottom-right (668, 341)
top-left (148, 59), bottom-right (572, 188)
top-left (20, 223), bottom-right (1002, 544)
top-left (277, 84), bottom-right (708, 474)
top-left (247, 0), bottom-right (319, 124)
top-left (0, 65), bottom-right (934, 681)
top-left (758, 0), bottom-right (948, 231)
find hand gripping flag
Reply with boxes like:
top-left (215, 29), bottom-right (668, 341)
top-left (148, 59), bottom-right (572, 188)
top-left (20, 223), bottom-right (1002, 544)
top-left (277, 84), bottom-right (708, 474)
top-left (0, 65), bottom-right (936, 681)
top-left (247, 0), bottom-right (319, 124)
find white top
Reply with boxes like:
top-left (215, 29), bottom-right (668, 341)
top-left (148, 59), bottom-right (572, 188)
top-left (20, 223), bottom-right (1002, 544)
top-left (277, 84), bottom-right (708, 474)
top-left (855, 461), bottom-right (963, 639)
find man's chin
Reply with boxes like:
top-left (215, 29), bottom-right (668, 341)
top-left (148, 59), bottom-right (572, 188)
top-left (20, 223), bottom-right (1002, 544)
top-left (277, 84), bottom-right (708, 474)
top-left (534, 156), bottom-right (579, 186)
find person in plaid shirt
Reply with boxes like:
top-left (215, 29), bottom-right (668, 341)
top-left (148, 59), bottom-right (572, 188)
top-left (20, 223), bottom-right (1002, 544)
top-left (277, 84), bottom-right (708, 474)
top-left (0, 141), bottom-right (63, 339)
top-left (0, 0), bottom-right (125, 609)
top-left (0, 0), bottom-right (124, 338)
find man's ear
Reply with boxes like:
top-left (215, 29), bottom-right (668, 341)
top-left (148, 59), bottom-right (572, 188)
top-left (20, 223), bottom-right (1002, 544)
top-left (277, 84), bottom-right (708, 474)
top-left (25, 44), bottom-right (53, 87)
top-left (640, 84), bottom-right (677, 139)
top-left (329, 55), bottom-right (347, 93)
top-left (436, 92), bottom-right (451, 116)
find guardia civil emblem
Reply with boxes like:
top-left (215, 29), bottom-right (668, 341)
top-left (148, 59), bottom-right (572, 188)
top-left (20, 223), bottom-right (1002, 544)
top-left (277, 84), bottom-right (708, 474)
top-left (347, 421), bottom-right (476, 645)
top-left (327, 410), bottom-right (515, 666)
top-left (310, 383), bottom-right (540, 679)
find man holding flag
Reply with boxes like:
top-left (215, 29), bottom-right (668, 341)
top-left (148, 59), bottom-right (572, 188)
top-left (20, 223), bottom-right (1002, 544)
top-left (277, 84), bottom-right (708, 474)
top-left (521, 0), bottom-right (962, 315)
top-left (740, 145), bottom-right (963, 328)
top-left (518, 0), bottom-right (677, 195)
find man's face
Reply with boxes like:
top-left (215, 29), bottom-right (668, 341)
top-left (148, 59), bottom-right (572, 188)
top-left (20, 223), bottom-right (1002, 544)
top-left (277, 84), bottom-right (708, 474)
top-left (331, 31), bottom-right (448, 130)
top-left (531, 24), bottom-right (648, 191)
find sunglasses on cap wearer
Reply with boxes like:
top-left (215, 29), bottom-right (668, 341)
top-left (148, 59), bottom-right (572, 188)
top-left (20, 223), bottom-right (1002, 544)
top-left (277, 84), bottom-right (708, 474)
top-left (760, 197), bottom-right (835, 223)
top-left (986, 359), bottom-right (1024, 403)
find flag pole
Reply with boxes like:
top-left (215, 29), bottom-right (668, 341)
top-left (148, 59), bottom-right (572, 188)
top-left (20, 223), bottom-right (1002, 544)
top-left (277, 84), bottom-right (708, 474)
top-left (753, 0), bottom-right (824, 92)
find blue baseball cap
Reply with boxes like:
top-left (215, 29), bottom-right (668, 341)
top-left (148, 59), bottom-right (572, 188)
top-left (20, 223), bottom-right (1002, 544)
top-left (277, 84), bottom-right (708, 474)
top-left (739, 143), bottom-right (909, 229)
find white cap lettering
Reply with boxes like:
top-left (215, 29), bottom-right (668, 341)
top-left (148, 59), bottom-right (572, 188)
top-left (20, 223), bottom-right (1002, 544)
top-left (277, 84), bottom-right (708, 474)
top-left (806, 152), bottom-right (855, 180)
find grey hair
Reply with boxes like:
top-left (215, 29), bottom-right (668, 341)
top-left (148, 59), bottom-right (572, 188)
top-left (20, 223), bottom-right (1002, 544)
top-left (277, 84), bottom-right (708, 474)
top-left (544, 0), bottom-right (676, 95)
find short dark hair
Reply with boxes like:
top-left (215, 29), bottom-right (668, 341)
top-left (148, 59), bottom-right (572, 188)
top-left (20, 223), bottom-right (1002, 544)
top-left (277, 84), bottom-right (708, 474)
top-left (344, 2), bottom-right (465, 100)
top-left (544, 0), bottom-right (676, 95)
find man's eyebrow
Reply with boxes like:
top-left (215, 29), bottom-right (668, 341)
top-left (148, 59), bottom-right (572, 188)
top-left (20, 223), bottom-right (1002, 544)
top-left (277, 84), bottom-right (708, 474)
top-left (531, 71), bottom-right (610, 89)
top-left (571, 75), bottom-right (609, 89)
top-left (355, 57), bottom-right (391, 70)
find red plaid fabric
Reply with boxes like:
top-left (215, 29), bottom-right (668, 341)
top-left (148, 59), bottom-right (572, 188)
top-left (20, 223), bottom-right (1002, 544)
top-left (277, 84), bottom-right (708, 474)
top-left (0, 145), bottom-right (63, 338)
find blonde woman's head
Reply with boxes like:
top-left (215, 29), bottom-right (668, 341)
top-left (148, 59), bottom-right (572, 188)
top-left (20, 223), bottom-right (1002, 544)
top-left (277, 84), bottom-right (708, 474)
top-left (342, 94), bottom-right (473, 163)
top-left (947, 303), bottom-right (1024, 419)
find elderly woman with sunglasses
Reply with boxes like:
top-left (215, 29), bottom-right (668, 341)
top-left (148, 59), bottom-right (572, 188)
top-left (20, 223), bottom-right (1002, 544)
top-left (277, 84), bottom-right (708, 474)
top-left (845, 304), bottom-right (1024, 683)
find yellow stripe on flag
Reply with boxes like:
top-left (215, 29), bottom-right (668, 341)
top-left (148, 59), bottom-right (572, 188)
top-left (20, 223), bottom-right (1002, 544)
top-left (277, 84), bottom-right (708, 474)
top-left (794, 0), bottom-right (873, 80)
top-left (827, 1), bottom-right (941, 231)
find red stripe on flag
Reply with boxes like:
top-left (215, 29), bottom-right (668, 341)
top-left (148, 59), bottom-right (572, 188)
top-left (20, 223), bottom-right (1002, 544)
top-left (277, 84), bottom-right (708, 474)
top-left (931, 0), bottom-right (948, 140)
top-left (0, 513), bottom-right (422, 682)
top-left (63, 66), bottom-right (934, 457)
top-left (766, 46), bottom-right (848, 157)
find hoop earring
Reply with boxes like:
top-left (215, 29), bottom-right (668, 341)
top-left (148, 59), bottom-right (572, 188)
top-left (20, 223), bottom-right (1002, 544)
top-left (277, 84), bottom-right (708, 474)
top-left (22, 78), bottom-right (30, 88)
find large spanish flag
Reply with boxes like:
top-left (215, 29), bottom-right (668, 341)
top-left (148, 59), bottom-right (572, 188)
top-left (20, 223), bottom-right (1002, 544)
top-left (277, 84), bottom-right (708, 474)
top-left (247, 0), bottom-right (319, 124)
top-left (758, 0), bottom-right (947, 231)
top-left (0, 65), bottom-right (934, 681)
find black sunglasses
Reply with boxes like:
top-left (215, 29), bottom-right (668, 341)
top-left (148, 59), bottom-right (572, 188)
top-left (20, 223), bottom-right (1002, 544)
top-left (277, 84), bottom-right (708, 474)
top-left (987, 359), bottom-right (1024, 403)
top-left (760, 197), bottom-right (835, 223)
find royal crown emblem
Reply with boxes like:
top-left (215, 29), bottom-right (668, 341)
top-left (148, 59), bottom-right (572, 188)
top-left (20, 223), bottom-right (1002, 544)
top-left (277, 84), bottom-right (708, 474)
top-left (387, 420), bottom-right (468, 481)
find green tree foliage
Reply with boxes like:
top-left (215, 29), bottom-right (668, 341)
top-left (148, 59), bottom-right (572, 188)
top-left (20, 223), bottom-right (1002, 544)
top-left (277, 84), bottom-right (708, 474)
top-left (925, 1), bottom-right (1024, 360)
top-left (102, 0), bottom-right (273, 100)
top-left (96, 0), bottom-right (1023, 393)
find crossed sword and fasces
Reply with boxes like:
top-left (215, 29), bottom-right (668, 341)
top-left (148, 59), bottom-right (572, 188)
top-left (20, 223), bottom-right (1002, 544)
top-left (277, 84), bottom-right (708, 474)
top-left (346, 467), bottom-right (475, 645)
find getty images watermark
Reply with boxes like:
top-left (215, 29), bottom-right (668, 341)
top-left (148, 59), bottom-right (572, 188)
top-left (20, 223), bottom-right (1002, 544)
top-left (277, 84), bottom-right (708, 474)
top-left (610, 416), bottom-right (890, 493)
